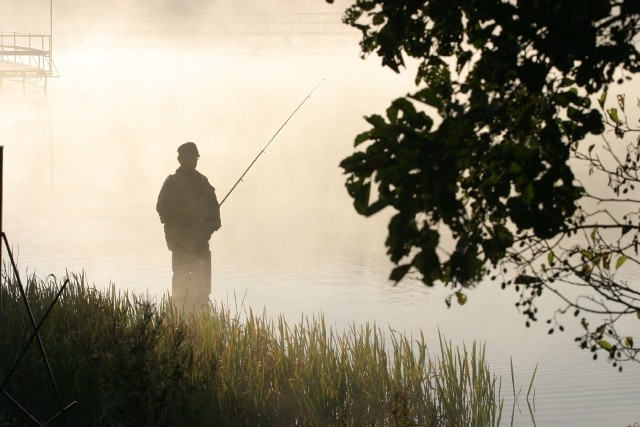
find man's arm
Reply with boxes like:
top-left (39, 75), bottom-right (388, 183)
top-left (156, 176), bottom-right (173, 224)
top-left (208, 186), bottom-right (221, 233)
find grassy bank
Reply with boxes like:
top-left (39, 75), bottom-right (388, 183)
top-left (1, 273), bottom-right (504, 426)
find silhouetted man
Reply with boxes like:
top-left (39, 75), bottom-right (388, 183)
top-left (156, 142), bottom-right (221, 311)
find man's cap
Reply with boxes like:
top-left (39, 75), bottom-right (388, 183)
top-left (178, 142), bottom-right (200, 157)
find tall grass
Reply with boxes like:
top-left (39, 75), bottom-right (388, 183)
top-left (1, 273), bottom-right (505, 426)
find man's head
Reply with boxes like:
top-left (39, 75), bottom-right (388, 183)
top-left (177, 142), bottom-right (200, 170)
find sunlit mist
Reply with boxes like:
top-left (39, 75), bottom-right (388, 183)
top-left (1, 2), bottom-right (639, 426)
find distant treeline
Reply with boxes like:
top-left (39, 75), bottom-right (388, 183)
top-left (0, 0), bottom-right (345, 36)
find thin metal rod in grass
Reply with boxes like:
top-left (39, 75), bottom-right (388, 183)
top-left (0, 278), bottom-right (69, 391)
top-left (0, 232), bottom-right (77, 425)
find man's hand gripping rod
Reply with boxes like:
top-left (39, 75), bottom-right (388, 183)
top-left (219, 79), bottom-right (325, 207)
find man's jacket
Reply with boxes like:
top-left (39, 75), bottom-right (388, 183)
top-left (156, 167), bottom-right (221, 252)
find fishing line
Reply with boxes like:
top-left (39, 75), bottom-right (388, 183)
top-left (219, 79), bottom-right (325, 206)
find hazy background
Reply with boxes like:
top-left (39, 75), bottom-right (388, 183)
top-left (1, 2), bottom-right (640, 426)
top-left (1, 0), bottom-right (414, 317)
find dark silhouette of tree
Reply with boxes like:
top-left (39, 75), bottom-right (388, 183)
top-left (332, 0), bottom-right (640, 368)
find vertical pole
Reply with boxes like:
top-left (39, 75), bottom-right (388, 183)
top-left (50, 0), bottom-right (53, 75)
top-left (0, 146), bottom-right (2, 358)
top-left (1, 146), bottom-right (4, 281)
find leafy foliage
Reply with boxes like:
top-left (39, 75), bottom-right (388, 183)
top-left (502, 93), bottom-right (640, 370)
top-left (334, 0), bottom-right (640, 366)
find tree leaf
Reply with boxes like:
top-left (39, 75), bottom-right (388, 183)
top-left (597, 339), bottom-right (612, 352)
top-left (615, 255), bottom-right (628, 270)
top-left (608, 107), bottom-right (620, 124)
top-left (410, 87), bottom-right (444, 111)
top-left (354, 130), bottom-right (373, 146)
top-left (625, 336), bottom-right (634, 348)
top-left (514, 275), bottom-right (542, 285)
top-left (598, 91), bottom-right (607, 108)
top-left (547, 251), bottom-right (555, 265)
top-left (386, 103), bottom-right (399, 123)
top-left (389, 264), bottom-right (411, 283)
top-left (372, 12), bottom-right (385, 26)
top-left (456, 291), bottom-right (468, 306)
top-left (580, 250), bottom-right (593, 260)
top-left (617, 93), bottom-right (625, 111)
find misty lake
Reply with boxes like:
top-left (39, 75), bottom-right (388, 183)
top-left (1, 16), bottom-right (639, 426)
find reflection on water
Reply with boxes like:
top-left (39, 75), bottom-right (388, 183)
top-left (1, 35), bottom-right (639, 426)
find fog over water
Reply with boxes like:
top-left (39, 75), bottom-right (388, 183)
top-left (1, 2), bottom-right (640, 426)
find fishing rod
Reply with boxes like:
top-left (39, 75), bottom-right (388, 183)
top-left (219, 79), bottom-right (325, 206)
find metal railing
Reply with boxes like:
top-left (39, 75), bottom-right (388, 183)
top-left (0, 30), bottom-right (53, 76)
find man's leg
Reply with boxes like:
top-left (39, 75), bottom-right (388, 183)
top-left (172, 250), bottom-right (192, 311)
top-left (190, 249), bottom-right (211, 309)
top-left (172, 249), bottom-right (211, 312)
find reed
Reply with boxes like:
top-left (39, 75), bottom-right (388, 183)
top-left (1, 273), bottom-right (505, 426)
